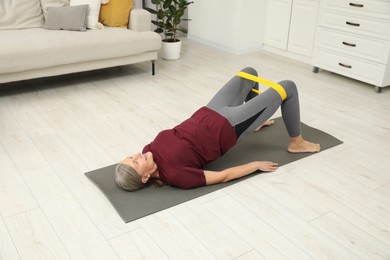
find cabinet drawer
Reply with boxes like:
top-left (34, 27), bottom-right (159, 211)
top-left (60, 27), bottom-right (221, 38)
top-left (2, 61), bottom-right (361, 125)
top-left (314, 49), bottom-right (386, 85)
top-left (316, 28), bottom-right (390, 63)
top-left (323, 0), bottom-right (390, 20)
top-left (319, 11), bottom-right (390, 40)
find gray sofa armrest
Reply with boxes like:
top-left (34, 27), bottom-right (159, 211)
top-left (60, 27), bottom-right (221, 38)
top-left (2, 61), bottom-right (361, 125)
top-left (129, 8), bottom-right (152, 32)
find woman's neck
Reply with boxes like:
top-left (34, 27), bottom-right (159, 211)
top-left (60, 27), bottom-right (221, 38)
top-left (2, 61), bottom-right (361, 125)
top-left (151, 170), bottom-right (160, 180)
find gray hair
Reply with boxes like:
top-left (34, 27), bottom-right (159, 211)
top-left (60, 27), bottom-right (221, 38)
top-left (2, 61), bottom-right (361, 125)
top-left (115, 163), bottom-right (145, 191)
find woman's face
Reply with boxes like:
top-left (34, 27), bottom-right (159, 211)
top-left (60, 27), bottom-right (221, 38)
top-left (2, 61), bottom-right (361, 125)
top-left (121, 152), bottom-right (156, 175)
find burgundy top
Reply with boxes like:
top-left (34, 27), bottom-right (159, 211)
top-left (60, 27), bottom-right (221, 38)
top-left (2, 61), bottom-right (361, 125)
top-left (142, 106), bottom-right (237, 189)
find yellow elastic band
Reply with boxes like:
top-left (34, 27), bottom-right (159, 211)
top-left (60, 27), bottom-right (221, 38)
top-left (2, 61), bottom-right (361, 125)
top-left (251, 88), bottom-right (262, 95)
top-left (237, 71), bottom-right (287, 101)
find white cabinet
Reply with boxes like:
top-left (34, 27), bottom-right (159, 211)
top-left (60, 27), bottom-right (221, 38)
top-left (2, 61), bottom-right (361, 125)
top-left (264, 0), bottom-right (320, 63)
top-left (288, 0), bottom-right (320, 56)
top-left (264, 0), bottom-right (292, 50)
top-left (313, 0), bottom-right (390, 92)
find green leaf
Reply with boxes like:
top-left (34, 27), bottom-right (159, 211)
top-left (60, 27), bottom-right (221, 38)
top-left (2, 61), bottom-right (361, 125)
top-left (151, 0), bottom-right (160, 4)
top-left (165, 21), bottom-right (173, 29)
top-left (162, 10), bottom-right (170, 17)
top-left (169, 6), bottom-right (177, 15)
top-left (177, 28), bottom-right (188, 34)
top-left (163, 0), bottom-right (173, 9)
top-left (144, 7), bottom-right (157, 14)
top-left (157, 9), bottom-right (166, 19)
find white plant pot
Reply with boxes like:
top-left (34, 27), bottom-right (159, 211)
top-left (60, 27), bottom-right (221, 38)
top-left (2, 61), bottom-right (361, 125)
top-left (161, 40), bottom-right (182, 60)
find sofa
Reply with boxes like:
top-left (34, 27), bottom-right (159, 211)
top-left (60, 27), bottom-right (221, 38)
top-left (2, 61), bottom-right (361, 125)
top-left (0, 0), bottom-right (161, 84)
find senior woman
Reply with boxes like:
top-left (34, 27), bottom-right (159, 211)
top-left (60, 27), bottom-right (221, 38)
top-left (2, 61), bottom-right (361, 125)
top-left (115, 67), bottom-right (320, 191)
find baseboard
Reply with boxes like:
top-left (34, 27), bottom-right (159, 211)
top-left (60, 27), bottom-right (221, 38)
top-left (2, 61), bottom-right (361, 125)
top-left (264, 45), bottom-right (313, 65)
top-left (188, 34), bottom-right (264, 55)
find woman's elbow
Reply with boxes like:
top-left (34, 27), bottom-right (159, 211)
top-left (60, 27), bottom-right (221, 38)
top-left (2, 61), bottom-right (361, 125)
top-left (221, 171), bottom-right (232, 183)
top-left (204, 170), bottom-right (229, 185)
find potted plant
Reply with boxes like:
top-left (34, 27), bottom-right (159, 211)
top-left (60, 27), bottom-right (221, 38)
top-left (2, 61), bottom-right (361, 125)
top-left (145, 0), bottom-right (194, 60)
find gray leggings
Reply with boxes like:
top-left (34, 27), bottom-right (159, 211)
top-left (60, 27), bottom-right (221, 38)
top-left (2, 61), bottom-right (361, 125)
top-left (206, 67), bottom-right (301, 143)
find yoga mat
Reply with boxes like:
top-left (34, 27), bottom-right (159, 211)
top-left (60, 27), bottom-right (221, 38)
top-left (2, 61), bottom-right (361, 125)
top-left (85, 118), bottom-right (342, 223)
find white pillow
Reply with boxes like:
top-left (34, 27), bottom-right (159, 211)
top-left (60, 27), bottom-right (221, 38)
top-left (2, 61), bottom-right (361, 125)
top-left (0, 0), bottom-right (44, 29)
top-left (70, 0), bottom-right (101, 29)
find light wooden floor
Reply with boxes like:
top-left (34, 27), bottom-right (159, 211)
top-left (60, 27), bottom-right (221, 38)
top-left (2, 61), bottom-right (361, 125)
top-left (0, 39), bottom-right (389, 260)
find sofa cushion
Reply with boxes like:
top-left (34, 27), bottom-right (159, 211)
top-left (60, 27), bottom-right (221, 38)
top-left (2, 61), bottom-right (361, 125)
top-left (0, 0), bottom-right (44, 29)
top-left (99, 0), bottom-right (134, 28)
top-left (40, 0), bottom-right (70, 21)
top-left (70, 0), bottom-right (102, 29)
top-left (0, 27), bottom-right (162, 74)
top-left (43, 5), bottom-right (88, 31)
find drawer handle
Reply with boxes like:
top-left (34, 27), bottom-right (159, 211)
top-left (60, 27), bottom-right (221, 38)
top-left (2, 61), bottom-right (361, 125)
top-left (342, 41), bottom-right (356, 47)
top-left (349, 3), bottom-right (364, 8)
top-left (339, 63), bottom-right (352, 69)
top-left (346, 21), bottom-right (360, 27)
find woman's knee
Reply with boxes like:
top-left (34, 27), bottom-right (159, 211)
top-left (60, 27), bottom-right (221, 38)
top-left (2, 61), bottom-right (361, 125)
top-left (278, 80), bottom-right (298, 97)
top-left (241, 67), bottom-right (258, 76)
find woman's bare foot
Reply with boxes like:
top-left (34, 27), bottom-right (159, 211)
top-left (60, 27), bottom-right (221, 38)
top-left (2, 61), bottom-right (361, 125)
top-left (254, 119), bottom-right (275, 132)
top-left (288, 135), bottom-right (321, 153)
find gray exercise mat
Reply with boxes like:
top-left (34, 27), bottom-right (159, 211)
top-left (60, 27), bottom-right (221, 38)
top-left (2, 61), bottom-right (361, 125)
top-left (85, 118), bottom-right (342, 223)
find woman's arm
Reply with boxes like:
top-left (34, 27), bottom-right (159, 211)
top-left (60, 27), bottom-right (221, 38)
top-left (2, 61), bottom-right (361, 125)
top-left (204, 161), bottom-right (278, 185)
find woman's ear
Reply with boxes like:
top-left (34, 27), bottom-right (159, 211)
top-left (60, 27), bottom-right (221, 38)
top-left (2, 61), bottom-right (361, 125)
top-left (141, 175), bottom-right (150, 184)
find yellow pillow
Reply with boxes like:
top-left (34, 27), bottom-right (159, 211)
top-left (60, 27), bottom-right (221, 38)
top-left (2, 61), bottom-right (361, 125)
top-left (99, 0), bottom-right (134, 28)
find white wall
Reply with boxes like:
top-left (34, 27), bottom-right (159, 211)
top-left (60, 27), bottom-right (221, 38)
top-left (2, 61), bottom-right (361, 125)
top-left (140, 0), bottom-right (267, 54)
top-left (188, 0), bottom-right (267, 54)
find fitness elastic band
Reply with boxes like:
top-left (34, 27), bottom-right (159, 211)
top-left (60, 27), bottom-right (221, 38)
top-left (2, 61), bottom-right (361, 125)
top-left (237, 71), bottom-right (287, 101)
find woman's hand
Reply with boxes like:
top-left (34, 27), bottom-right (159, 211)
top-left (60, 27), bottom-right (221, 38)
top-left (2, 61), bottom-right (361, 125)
top-left (255, 161), bottom-right (279, 172)
top-left (204, 161), bottom-right (279, 185)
